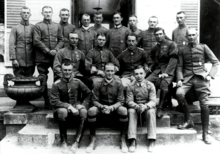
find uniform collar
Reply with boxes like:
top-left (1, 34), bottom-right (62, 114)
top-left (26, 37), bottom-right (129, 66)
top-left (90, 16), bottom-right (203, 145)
top-left (93, 24), bottom-right (102, 29)
top-left (147, 28), bottom-right (155, 33)
top-left (59, 21), bottom-right (69, 26)
top-left (128, 46), bottom-right (138, 53)
top-left (43, 19), bottom-right (52, 24)
top-left (103, 78), bottom-right (114, 86)
top-left (188, 41), bottom-right (198, 48)
top-left (114, 24), bottom-right (122, 29)
top-left (157, 39), bottom-right (167, 46)
top-left (130, 26), bottom-right (137, 32)
top-left (61, 74), bottom-right (74, 83)
top-left (95, 46), bottom-right (104, 51)
top-left (20, 20), bottom-right (29, 26)
top-left (82, 26), bottom-right (91, 31)
top-left (136, 80), bottom-right (147, 87)
top-left (68, 45), bottom-right (77, 50)
top-left (178, 23), bottom-right (187, 29)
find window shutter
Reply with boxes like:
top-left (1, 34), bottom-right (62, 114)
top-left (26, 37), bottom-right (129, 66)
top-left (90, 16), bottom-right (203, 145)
top-left (7, 0), bottom-right (26, 28)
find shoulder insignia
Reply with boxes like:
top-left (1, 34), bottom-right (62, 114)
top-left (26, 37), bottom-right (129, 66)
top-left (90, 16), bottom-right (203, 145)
top-left (137, 47), bottom-right (144, 51)
top-left (54, 79), bottom-right (61, 84)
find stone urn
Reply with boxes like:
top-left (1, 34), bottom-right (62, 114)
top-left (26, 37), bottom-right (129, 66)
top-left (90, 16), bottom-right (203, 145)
top-left (3, 74), bottom-right (46, 112)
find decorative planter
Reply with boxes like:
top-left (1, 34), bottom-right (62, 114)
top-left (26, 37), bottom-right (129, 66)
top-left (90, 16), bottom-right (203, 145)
top-left (3, 74), bottom-right (46, 112)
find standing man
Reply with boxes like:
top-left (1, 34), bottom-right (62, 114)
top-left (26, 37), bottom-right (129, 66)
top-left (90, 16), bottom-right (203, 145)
top-left (106, 12), bottom-right (130, 57)
top-left (176, 28), bottom-right (219, 144)
top-left (86, 63), bottom-right (128, 153)
top-left (50, 60), bottom-right (92, 153)
top-left (9, 6), bottom-right (35, 77)
top-left (146, 27), bottom-right (178, 118)
top-left (138, 16), bottom-right (158, 54)
top-left (85, 33), bottom-right (119, 84)
top-left (59, 8), bottom-right (76, 48)
top-left (75, 14), bottom-right (96, 55)
top-left (172, 11), bottom-right (188, 50)
top-left (117, 33), bottom-right (151, 87)
top-left (128, 15), bottom-right (142, 36)
top-left (53, 32), bottom-right (92, 89)
top-left (91, 11), bottom-right (108, 37)
top-left (126, 65), bottom-right (157, 152)
top-left (34, 6), bottom-right (63, 109)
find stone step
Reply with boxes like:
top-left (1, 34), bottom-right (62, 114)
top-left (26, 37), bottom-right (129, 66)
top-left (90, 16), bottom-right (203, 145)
top-left (18, 124), bottom-right (197, 147)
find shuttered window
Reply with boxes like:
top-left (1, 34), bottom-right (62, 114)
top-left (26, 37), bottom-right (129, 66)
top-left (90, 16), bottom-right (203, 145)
top-left (7, 0), bottom-right (25, 28)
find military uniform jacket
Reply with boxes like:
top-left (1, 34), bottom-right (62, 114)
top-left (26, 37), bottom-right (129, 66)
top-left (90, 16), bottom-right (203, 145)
top-left (172, 24), bottom-right (188, 49)
top-left (92, 78), bottom-right (125, 110)
top-left (59, 21), bottom-right (76, 48)
top-left (107, 25), bottom-right (130, 57)
top-left (9, 20), bottom-right (35, 66)
top-left (130, 27), bottom-right (142, 36)
top-left (117, 47), bottom-right (152, 77)
top-left (50, 75), bottom-right (92, 111)
top-left (138, 28), bottom-right (157, 54)
top-left (75, 27), bottom-right (97, 55)
top-left (90, 25), bottom-right (108, 37)
top-left (150, 39), bottom-right (178, 76)
top-left (34, 19), bottom-right (63, 63)
top-left (53, 46), bottom-right (86, 78)
top-left (85, 46), bottom-right (119, 74)
top-left (126, 79), bottom-right (157, 109)
top-left (177, 42), bottom-right (219, 83)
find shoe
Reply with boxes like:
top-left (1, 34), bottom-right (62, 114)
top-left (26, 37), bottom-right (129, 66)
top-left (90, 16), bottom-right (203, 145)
top-left (156, 107), bottom-right (163, 119)
top-left (61, 141), bottom-right (68, 149)
top-left (120, 135), bottom-right (128, 153)
top-left (148, 139), bottom-right (155, 152)
top-left (86, 136), bottom-right (96, 153)
top-left (70, 142), bottom-right (79, 154)
top-left (177, 120), bottom-right (194, 129)
top-left (202, 133), bottom-right (212, 144)
top-left (128, 139), bottom-right (136, 153)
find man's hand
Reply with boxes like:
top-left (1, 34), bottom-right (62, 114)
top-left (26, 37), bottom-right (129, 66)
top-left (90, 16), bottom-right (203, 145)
top-left (91, 66), bottom-right (98, 74)
top-left (12, 60), bottom-right (19, 67)
top-left (177, 80), bottom-right (182, 87)
top-left (68, 105), bottom-right (79, 115)
top-left (130, 76), bottom-right (135, 82)
top-left (144, 66), bottom-right (151, 73)
top-left (159, 73), bottom-right (168, 78)
top-left (97, 70), bottom-right (105, 77)
top-left (115, 66), bottom-right (119, 72)
top-left (206, 75), bottom-right (211, 81)
top-left (49, 50), bottom-right (57, 56)
top-left (101, 105), bottom-right (110, 114)
top-left (138, 104), bottom-right (147, 113)
top-left (76, 104), bottom-right (85, 110)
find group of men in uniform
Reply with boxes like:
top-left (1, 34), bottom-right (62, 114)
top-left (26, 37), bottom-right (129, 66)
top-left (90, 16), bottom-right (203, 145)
top-left (9, 5), bottom-right (219, 154)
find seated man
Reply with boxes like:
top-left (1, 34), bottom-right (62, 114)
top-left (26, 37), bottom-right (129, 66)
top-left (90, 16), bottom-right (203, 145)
top-left (50, 60), bottom-right (92, 153)
top-left (53, 32), bottom-right (93, 89)
top-left (126, 65), bottom-right (157, 152)
top-left (85, 33), bottom-right (120, 84)
top-left (86, 63), bottom-right (128, 153)
top-left (117, 33), bottom-right (152, 87)
top-left (146, 27), bottom-right (178, 118)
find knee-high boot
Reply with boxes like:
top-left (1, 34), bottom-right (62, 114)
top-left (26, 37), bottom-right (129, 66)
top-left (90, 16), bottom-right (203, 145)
top-left (120, 121), bottom-right (128, 153)
top-left (201, 107), bottom-right (212, 144)
top-left (58, 120), bottom-right (67, 148)
top-left (43, 85), bottom-right (51, 109)
top-left (157, 90), bottom-right (168, 118)
top-left (86, 122), bottom-right (96, 153)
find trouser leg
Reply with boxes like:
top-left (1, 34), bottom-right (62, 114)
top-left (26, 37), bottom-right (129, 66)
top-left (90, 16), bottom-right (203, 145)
top-left (127, 108), bottom-right (138, 139)
top-left (145, 108), bottom-right (156, 139)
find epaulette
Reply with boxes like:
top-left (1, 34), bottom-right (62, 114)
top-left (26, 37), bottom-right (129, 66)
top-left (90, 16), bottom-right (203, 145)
top-left (72, 78), bottom-right (80, 81)
top-left (137, 47), bottom-right (144, 51)
top-left (122, 49), bottom-right (127, 53)
top-left (54, 79), bottom-right (61, 84)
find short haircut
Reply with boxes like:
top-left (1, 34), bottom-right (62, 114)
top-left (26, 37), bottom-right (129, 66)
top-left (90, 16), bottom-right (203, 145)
top-left (104, 63), bottom-right (115, 70)
top-left (148, 16), bottom-right (158, 22)
top-left (96, 33), bottom-right (106, 39)
top-left (126, 32), bottom-right (138, 41)
top-left (81, 13), bottom-right (90, 19)
top-left (94, 11), bottom-right (103, 16)
top-left (60, 8), bottom-right (69, 14)
top-left (154, 27), bottom-right (165, 34)
top-left (112, 12), bottom-right (122, 18)
top-left (42, 6), bottom-right (53, 12)
top-left (68, 32), bottom-right (78, 39)
top-left (186, 27), bottom-right (197, 35)
top-left (134, 65), bottom-right (145, 73)
top-left (21, 6), bottom-right (30, 11)
top-left (177, 11), bottom-right (186, 15)
top-left (129, 14), bottom-right (137, 19)
top-left (62, 59), bottom-right (73, 67)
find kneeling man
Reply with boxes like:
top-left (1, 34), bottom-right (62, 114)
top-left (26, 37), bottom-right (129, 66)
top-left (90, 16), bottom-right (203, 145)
top-left (50, 60), bottom-right (92, 153)
top-left (86, 63), bottom-right (128, 153)
top-left (126, 65), bottom-right (157, 152)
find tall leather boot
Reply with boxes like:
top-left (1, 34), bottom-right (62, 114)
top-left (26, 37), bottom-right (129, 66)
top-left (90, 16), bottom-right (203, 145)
top-left (58, 120), bottom-right (68, 149)
top-left (120, 121), bottom-right (128, 153)
top-left (156, 90), bottom-right (168, 118)
top-left (43, 85), bottom-right (51, 109)
top-left (177, 99), bottom-right (194, 129)
top-left (70, 118), bottom-right (85, 153)
top-left (86, 122), bottom-right (96, 153)
top-left (201, 107), bottom-right (212, 144)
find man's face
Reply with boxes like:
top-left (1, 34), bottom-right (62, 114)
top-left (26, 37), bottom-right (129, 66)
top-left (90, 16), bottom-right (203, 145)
top-left (97, 35), bottom-right (106, 47)
top-left (176, 13), bottom-right (186, 25)
top-left (155, 30), bottom-right (165, 43)
top-left (81, 15), bottom-right (91, 27)
top-left (113, 14), bottom-right (122, 26)
top-left (148, 17), bottom-right (158, 29)
top-left (129, 16), bottom-right (138, 27)
top-left (20, 9), bottom-right (31, 21)
top-left (60, 10), bottom-right (69, 23)
top-left (62, 64), bottom-right (73, 79)
top-left (134, 68), bottom-right (146, 83)
top-left (187, 29), bottom-right (197, 43)
top-left (93, 14), bottom-right (103, 25)
top-left (69, 33), bottom-right (79, 47)
top-left (42, 8), bottom-right (53, 20)
top-left (104, 65), bottom-right (115, 80)
top-left (127, 36), bottom-right (137, 47)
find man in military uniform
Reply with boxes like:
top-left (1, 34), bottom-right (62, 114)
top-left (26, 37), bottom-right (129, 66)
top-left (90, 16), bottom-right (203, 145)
top-left (85, 33), bottom-right (120, 84)
top-left (138, 16), bottom-right (158, 54)
top-left (106, 12), bottom-right (130, 57)
top-left (59, 8), bottom-right (76, 48)
top-left (53, 32), bottom-right (93, 89)
top-left (50, 60), bottom-right (92, 153)
top-left (75, 14), bottom-right (96, 55)
top-left (117, 33), bottom-right (151, 87)
top-left (86, 63), bottom-right (128, 153)
top-left (128, 15), bottom-right (141, 36)
top-left (126, 65), bottom-right (157, 152)
top-left (146, 27), bottom-right (178, 118)
top-left (9, 6), bottom-right (35, 77)
top-left (34, 6), bottom-right (63, 109)
top-left (91, 11), bottom-right (108, 37)
top-left (176, 28), bottom-right (219, 144)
